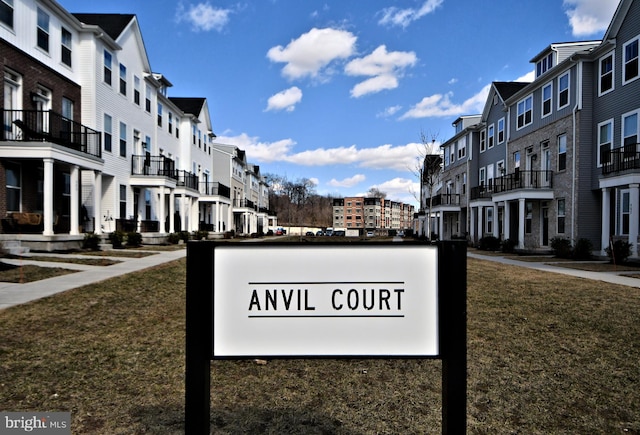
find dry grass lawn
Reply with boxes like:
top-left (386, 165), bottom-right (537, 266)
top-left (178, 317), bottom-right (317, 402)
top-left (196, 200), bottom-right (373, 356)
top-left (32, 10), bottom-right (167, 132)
top-left (0, 256), bottom-right (638, 434)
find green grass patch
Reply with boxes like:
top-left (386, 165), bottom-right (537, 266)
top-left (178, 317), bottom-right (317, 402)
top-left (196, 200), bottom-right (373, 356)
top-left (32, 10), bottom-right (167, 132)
top-left (0, 257), bottom-right (638, 433)
top-left (0, 262), bottom-right (76, 283)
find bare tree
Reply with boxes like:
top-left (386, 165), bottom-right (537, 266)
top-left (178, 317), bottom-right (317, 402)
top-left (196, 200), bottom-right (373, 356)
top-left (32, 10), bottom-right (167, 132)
top-left (408, 130), bottom-right (442, 238)
top-left (366, 187), bottom-right (387, 198)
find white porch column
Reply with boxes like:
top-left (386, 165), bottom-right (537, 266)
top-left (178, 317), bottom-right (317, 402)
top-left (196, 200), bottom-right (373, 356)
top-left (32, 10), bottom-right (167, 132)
top-left (169, 190), bottom-right (175, 233)
top-left (492, 203), bottom-right (499, 238)
top-left (469, 207), bottom-right (476, 243)
top-left (215, 202), bottom-right (221, 232)
top-left (43, 158), bottom-right (54, 235)
top-left (601, 188), bottom-right (610, 255)
top-left (93, 171), bottom-right (102, 235)
top-left (477, 205), bottom-right (484, 240)
top-left (69, 165), bottom-right (80, 235)
top-left (181, 195), bottom-right (188, 231)
top-left (630, 184), bottom-right (639, 257)
top-left (504, 201), bottom-right (511, 241)
top-left (438, 212), bottom-right (444, 239)
top-left (158, 186), bottom-right (166, 233)
top-left (518, 198), bottom-right (526, 249)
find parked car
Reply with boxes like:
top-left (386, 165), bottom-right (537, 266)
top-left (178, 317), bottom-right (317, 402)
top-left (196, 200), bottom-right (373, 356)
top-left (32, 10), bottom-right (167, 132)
top-left (316, 230), bottom-right (324, 236)
top-left (366, 231), bottom-right (374, 237)
top-left (333, 230), bottom-right (346, 237)
top-left (305, 231), bottom-right (315, 236)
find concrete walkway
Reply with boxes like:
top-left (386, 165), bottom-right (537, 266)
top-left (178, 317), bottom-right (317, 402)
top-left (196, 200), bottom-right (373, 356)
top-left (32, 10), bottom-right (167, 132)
top-left (0, 248), bottom-right (186, 310)
top-left (468, 251), bottom-right (640, 289)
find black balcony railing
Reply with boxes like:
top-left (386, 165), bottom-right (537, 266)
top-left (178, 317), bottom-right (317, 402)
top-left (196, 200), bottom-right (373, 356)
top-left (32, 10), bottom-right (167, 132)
top-left (430, 193), bottom-right (461, 206)
top-left (470, 170), bottom-right (553, 199)
top-left (234, 198), bottom-right (256, 210)
top-left (602, 145), bottom-right (640, 175)
top-left (199, 181), bottom-right (231, 198)
top-left (1, 109), bottom-right (101, 158)
top-left (177, 170), bottom-right (199, 190)
top-left (131, 154), bottom-right (178, 179)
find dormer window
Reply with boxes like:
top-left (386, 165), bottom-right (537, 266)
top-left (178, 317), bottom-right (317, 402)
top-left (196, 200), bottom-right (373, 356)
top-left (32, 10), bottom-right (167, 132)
top-left (536, 53), bottom-right (554, 78)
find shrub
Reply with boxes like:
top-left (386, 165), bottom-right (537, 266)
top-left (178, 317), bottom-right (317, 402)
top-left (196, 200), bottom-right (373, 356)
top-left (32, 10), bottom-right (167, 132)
top-left (192, 230), bottom-right (209, 241)
top-left (83, 232), bottom-right (101, 251)
top-left (606, 240), bottom-right (632, 264)
top-left (551, 237), bottom-right (573, 258)
top-left (501, 238), bottom-right (518, 253)
top-left (572, 238), bottom-right (593, 260)
top-left (179, 231), bottom-right (190, 242)
top-left (479, 236), bottom-right (501, 251)
top-left (167, 232), bottom-right (181, 244)
top-left (126, 232), bottom-right (142, 247)
top-left (108, 231), bottom-right (125, 249)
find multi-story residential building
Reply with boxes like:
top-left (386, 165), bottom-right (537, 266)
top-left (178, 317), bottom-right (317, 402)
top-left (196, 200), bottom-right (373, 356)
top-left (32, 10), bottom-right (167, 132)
top-left (429, 0), bottom-right (640, 258)
top-left (333, 196), bottom-right (414, 234)
top-left (0, 0), bottom-right (272, 251)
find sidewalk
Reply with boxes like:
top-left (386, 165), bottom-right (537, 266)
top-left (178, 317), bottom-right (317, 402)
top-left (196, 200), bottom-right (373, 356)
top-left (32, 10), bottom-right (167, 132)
top-left (0, 248), bottom-right (186, 310)
top-left (468, 250), bottom-right (640, 289)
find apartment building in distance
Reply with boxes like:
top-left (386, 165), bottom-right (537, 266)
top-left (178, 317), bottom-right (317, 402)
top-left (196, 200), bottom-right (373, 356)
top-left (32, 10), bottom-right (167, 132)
top-left (0, 0), bottom-right (274, 252)
top-left (333, 196), bottom-right (414, 235)
top-left (429, 0), bottom-right (640, 258)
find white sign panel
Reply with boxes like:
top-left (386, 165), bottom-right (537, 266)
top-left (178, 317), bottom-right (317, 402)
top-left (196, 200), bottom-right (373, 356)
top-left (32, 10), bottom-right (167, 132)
top-left (213, 244), bottom-right (438, 357)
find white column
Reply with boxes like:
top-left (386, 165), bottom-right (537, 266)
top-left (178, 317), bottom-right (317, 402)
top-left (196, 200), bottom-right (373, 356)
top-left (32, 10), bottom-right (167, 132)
top-left (215, 202), bottom-right (221, 232)
top-left (469, 207), bottom-right (476, 243)
top-left (158, 186), bottom-right (166, 234)
top-left (601, 188), bottom-right (610, 255)
top-left (93, 171), bottom-right (102, 235)
top-left (630, 184), bottom-right (639, 257)
top-left (43, 158), bottom-right (54, 235)
top-left (438, 212), bottom-right (444, 239)
top-left (504, 201), bottom-right (511, 241)
top-left (169, 190), bottom-right (175, 233)
top-left (69, 165), bottom-right (80, 235)
top-left (518, 199), bottom-right (526, 249)
top-left (477, 205), bottom-right (484, 239)
top-left (492, 203), bottom-right (499, 238)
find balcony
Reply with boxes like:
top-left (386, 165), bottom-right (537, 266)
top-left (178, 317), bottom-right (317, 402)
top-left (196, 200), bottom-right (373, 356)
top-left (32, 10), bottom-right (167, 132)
top-left (199, 181), bottom-right (231, 198)
top-left (234, 198), bottom-right (256, 210)
top-left (602, 146), bottom-right (640, 175)
top-left (430, 193), bottom-right (461, 206)
top-left (1, 109), bottom-right (101, 158)
top-left (177, 170), bottom-right (199, 190)
top-left (471, 170), bottom-right (553, 200)
top-left (131, 154), bottom-right (177, 179)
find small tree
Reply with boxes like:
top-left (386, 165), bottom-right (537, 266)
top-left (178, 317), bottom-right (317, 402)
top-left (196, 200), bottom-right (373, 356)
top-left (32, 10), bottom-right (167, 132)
top-left (409, 130), bottom-right (442, 239)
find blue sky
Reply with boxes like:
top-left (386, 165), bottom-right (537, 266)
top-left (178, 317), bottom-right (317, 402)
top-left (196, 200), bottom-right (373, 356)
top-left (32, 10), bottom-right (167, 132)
top-left (60, 0), bottom-right (619, 206)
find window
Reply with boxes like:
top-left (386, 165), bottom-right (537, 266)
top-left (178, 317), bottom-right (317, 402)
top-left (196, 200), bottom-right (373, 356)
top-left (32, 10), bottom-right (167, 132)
top-left (480, 129), bottom-right (486, 152)
top-left (598, 120), bottom-right (613, 166)
top-left (157, 103), bottom-right (163, 127)
top-left (444, 147), bottom-right (450, 166)
top-left (192, 125), bottom-right (197, 145)
top-left (0, 0), bottom-right (14, 28)
top-left (145, 84), bottom-right (151, 112)
top-left (449, 145), bottom-right (454, 164)
top-left (558, 72), bottom-right (569, 109)
top-left (103, 50), bottom-right (112, 85)
top-left (119, 64), bottom-right (127, 96)
top-left (457, 136), bottom-right (466, 159)
top-left (134, 76), bottom-right (140, 105)
top-left (517, 95), bottom-right (533, 129)
top-left (558, 134), bottom-right (567, 171)
top-left (61, 97), bottom-right (73, 139)
top-left (497, 118), bottom-right (505, 144)
top-left (536, 52), bottom-right (554, 77)
top-left (557, 199), bottom-right (565, 234)
top-left (624, 37), bottom-right (639, 84)
top-left (479, 167), bottom-right (486, 189)
top-left (5, 162), bottom-right (20, 212)
top-left (621, 190), bottom-right (630, 235)
top-left (168, 112), bottom-right (173, 133)
top-left (599, 52), bottom-right (614, 95)
top-left (488, 124), bottom-right (495, 148)
top-left (61, 28), bottom-right (72, 67)
top-left (36, 8), bottom-right (49, 52)
top-left (486, 208), bottom-right (493, 234)
top-left (119, 185), bottom-right (127, 219)
top-left (623, 112), bottom-right (638, 158)
top-left (514, 151), bottom-right (521, 175)
top-left (487, 164), bottom-right (494, 190)
top-left (103, 114), bottom-right (112, 152)
top-left (542, 83), bottom-right (552, 117)
top-left (525, 202), bottom-right (532, 233)
top-left (119, 121), bottom-right (127, 157)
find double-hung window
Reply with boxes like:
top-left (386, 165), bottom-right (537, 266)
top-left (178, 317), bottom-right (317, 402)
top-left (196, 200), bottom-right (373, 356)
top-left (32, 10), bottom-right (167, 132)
top-left (0, 0), bottom-right (14, 29)
top-left (103, 51), bottom-right (112, 85)
top-left (61, 28), bottom-right (72, 67)
top-left (119, 122), bottom-right (127, 157)
top-left (134, 76), bottom-right (141, 105)
top-left (497, 118), bottom-right (505, 144)
top-left (599, 52), bottom-right (614, 95)
top-left (558, 134), bottom-right (567, 171)
top-left (103, 114), bottom-right (112, 152)
top-left (517, 95), bottom-right (533, 129)
top-left (5, 162), bottom-right (20, 212)
top-left (598, 119), bottom-right (613, 166)
top-left (37, 8), bottom-right (49, 52)
top-left (558, 72), bottom-right (569, 109)
top-left (542, 83), bottom-right (552, 117)
top-left (623, 111), bottom-right (638, 159)
top-left (119, 64), bottom-right (127, 96)
top-left (480, 129), bottom-right (486, 152)
top-left (157, 103), bottom-right (163, 127)
top-left (557, 199), bottom-right (566, 234)
top-left (624, 37), bottom-right (639, 84)
top-left (488, 124), bottom-right (495, 149)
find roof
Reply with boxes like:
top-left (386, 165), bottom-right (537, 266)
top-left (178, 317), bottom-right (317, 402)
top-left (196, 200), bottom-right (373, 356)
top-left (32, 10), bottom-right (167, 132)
top-left (169, 97), bottom-right (206, 116)
top-left (493, 82), bottom-right (529, 101)
top-left (72, 14), bottom-right (135, 40)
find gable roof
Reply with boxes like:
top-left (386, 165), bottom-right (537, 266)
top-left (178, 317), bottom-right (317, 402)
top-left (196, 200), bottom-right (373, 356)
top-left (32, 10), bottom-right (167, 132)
top-left (493, 81), bottom-right (529, 101)
top-left (603, 0), bottom-right (634, 41)
top-left (72, 14), bottom-right (135, 40)
top-left (169, 97), bottom-right (206, 117)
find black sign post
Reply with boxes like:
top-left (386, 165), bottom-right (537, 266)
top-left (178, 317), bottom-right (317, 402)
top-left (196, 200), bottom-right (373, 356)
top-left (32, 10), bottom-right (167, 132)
top-left (185, 240), bottom-right (467, 434)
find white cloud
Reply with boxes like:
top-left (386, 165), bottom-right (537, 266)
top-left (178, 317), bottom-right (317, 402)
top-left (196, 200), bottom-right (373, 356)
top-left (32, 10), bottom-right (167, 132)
top-left (328, 174), bottom-right (366, 188)
top-left (368, 177), bottom-right (419, 203)
top-left (377, 105), bottom-right (402, 118)
top-left (563, 0), bottom-right (618, 37)
top-left (214, 133), bottom-right (296, 163)
top-left (378, 0), bottom-right (444, 28)
top-left (265, 86), bottom-right (303, 112)
top-left (267, 28), bottom-right (357, 81)
top-left (175, 2), bottom-right (231, 32)
top-left (448, 78), bottom-right (458, 85)
top-left (345, 45), bottom-right (417, 97)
